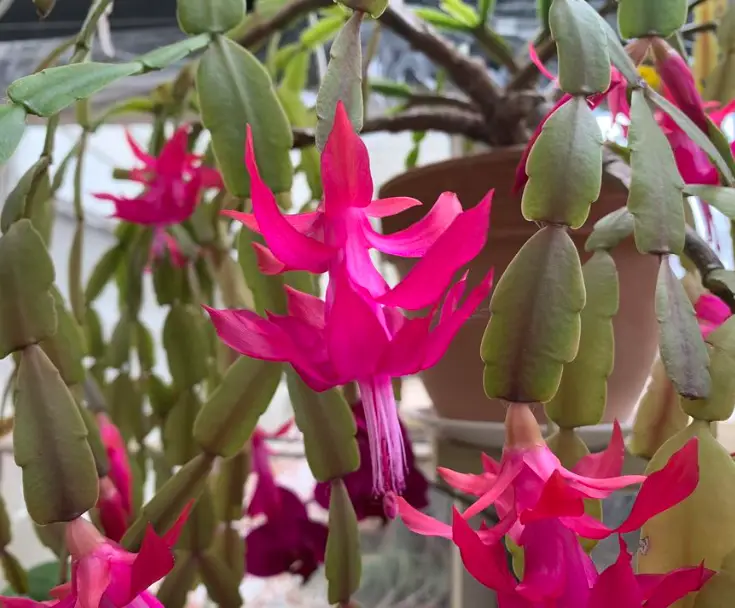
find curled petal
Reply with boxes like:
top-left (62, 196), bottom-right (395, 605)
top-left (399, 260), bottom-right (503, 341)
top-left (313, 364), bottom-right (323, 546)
top-left (222, 209), bottom-right (321, 236)
top-left (246, 126), bottom-right (334, 273)
top-left (378, 193), bottom-right (493, 311)
top-left (157, 125), bottom-right (191, 175)
top-left (529, 42), bottom-right (556, 81)
top-left (252, 242), bottom-right (291, 275)
top-left (365, 192), bottom-right (463, 257)
top-left (204, 306), bottom-right (297, 363)
top-left (397, 497), bottom-right (452, 539)
top-left (463, 458), bottom-right (523, 519)
top-left (451, 508), bottom-right (517, 592)
top-left (437, 467), bottom-right (494, 497)
top-left (124, 130), bottom-right (155, 167)
top-left (587, 536), bottom-right (642, 607)
top-left (322, 101), bottom-right (374, 210)
top-left (616, 437), bottom-right (699, 534)
top-left (640, 563), bottom-right (714, 608)
top-left (129, 525), bottom-right (176, 601)
top-left (364, 196), bottom-right (422, 218)
top-left (284, 285), bottom-right (325, 329)
top-left (574, 421), bottom-right (625, 479)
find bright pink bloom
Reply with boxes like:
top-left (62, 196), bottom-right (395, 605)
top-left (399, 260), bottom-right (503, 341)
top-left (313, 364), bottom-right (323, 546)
top-left (13, 509), bottom-right (190, 608)
top-left (695, 292), bottom-right (732, 338)
top-left (224, 101), bottom-right (492, 311)
top-left (207, 262), bottom-right (493, 497)
top-left (94, 126), bottom-right (220, 264)
top-left (96, 414), bottom-right (133, 541)
top-left (314, 400), bottom-right (429, 522)
top-left (398, 404), bottom-right (701, 605)
top-left (246, 423), bottom-right (328, 581)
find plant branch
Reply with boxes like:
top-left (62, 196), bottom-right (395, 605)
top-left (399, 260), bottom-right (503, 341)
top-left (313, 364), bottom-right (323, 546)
top-left (239, 0), bottom-right (331, 49)
top-left (402, 91), bottom-right (479, 113)
top-left (291, 106), bottom-right (492, 148)
top-left (473, 26), bottom-right (519, 74)
top-left (680, 21), bottom-right (717, 36)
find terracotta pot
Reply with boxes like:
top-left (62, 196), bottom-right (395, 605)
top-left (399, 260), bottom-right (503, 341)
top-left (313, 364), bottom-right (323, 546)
top-left (380, 147), bottom-right (659, 424)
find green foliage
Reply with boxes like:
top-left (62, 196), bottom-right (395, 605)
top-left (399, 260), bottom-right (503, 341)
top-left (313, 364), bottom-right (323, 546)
top-left (550, 0), bottom-right (610, 95)
top-left (0, 220), bottom-right (56, 359)
top-left (482, 226), bottom-right (585, 403)
top-left (197, 36), bottom-right (293, 197)
top-left (584, 208), bottom-right (635, 252)
top-left (618, 0), bottom-right (687, 39)
top-left (194, 357), bottom-right (282, 458)
top-left (656, 261), bottom-right (711, 400)
top-left (286, 371), bottom-right (360, 482)
top-left (199, 552), bottom-right (243, 607)
top-left (546, 251), bottom-right (618, 428)
top-left (163, 389), bottom-right (201, 466)
top-left (522, 96), bottom-right (603, 228)
top-left (683, 317), bottom-right (735, 421)
top-left (627, 90), bottom-right (685, 255)
top-left (163, 304), bottom-right (209, 389)
top-left (178, 487), bottom-right (216, 551)
top-left (40, 287), bottom-right (86, 387)
top-left (315, 12), bottom-right (364, 151)
top-left (14, 345), bottom-right (98, 524)
top-left (177, 0), bottom-right (245, 35)
top-left (137, 35), bottom-right (211, 72)
top-left (326, 479), bottom-right (362, 605)
top-left (1, 560), bottom-right (58, 600)
top-left (0, 104), bottom-right (27, 165)
top-left (0, 157), bottom-right (50, 233)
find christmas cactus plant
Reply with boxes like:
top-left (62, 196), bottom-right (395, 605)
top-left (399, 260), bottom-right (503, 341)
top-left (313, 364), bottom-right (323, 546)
top-left (0, 0), bottom-right (732, 606)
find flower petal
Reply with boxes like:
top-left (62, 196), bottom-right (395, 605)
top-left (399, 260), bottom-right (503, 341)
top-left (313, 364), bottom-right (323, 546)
top-left (422, 269), bottom-right (494, 369)
top-left (322, 101), bottom-right (373, 210)
top-left (251, 242), bottom-right (292, 275)
top-left (586, 536), bottom-right (642, 608)
top-left (325, 265), bottom-right (390, 380)
top-left (130, 525), bottom-right (175, 599)
top-left (397, 498), bottom-right (452, 538)
top-left (204, 306), bottom-right (297, 362)
top-left (377, 192), bottom-right (493, 311)
top-left (284, 286), bottom-right (325, 329)
top-left (75, 556), bottom-right (111, 608)
top-left (156, 125), bottom-right (191, 175)
top-left (520, 471), bottom-right (587, 525)
top-left (365, 192), bottom-right (462, 257)
top-left (695, 293), bottom-right (731, 335)
top-left (125, 130), bottom-right (155, 167)
top-left (380, 316), bottom-right (432, 378)
top-left (616, 437), bottom-right (699, 534)
top-left (516, 521), bottom-right (568, 602)
top-left (437, 467), bottom-right (494, 497)
top-left (574, 421), bottom-right (625, 479)
top-left (639, 564), bottom-right (714, 608)
top-left (451, 508), bottom-right (517, 592)
top-left (222, 209), bottom-right (321, 236)
top-left (246, 126), bottom-right (334, 273)
top-left (364, 196), bottom-right (422, 218)
top-left (462, 458), bottom-right (523, 519)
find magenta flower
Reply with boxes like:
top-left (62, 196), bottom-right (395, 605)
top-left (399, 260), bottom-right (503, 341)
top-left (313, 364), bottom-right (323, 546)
top-left (207, 261), bottom-right (492, 498)
top-left (246, 424), bottom-right (328, 581)
top-left (96, 414), bottom-right (133, 542)
top-left (94, 126), bottom-right (220, 264)
top-left (0, 509), bottom-right (190, 608)
top-left (314, 400), bottom-right (429, 522)
top-left (397, 404), bottom-right (701, 605)
top-left (208, 104), bottom-right (493, 500)
top-left (224, 101), bottom-right (493, 311)
top-left (695, 292), bottom-right (732, 338)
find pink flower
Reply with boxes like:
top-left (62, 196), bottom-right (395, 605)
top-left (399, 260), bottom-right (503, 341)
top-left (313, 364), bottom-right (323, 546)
top-left (695, 293), bottom-right (732, 338)
top-left (246, 424), bottom-right (328, 581)
top-left (94, 126), bottom-right (220, 265)
top-left (397, 404), bottom-right (701, 605)
top-left (314, 400), bottom-right (429, 522)
top-left (207, 261), bottom-right (493, 498)
top-left (224, 101), bottom-right (493, 311)
top-left (96, 414), bottom-right (133, 542)
top-left (2, 509), bottom-right (190, 608)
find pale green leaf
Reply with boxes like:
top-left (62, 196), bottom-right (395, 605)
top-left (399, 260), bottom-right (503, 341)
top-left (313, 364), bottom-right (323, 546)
top-left (618, 0), bottom-right (687, 39)
top-left (647, 88), bottom-right (735, 186)
top-left (546, 251), bottom-right (618, 427)
top-left (522, 96), bottom-right (603, 228)
top-left (197, 37), bottom-right (293, 196)
top-left (584, 207), bottom-right (635, 251)
top-left (550, 0), bottom-right (610, 95)
top-left (8, 62), bottom-right (142, 117)
top-left (627, 90), bottom-right (685, 255)
top-left (315, 12), bottom-right (364, 151)
top-left (413, 7), bottom-right (469, 31)
top-left (14, 345), bottom-right (97, 524)
top-left (656, 260), bottom-right (711, 399)
top-left (286, 371), bottom-right (359, 481)
top-left (325, 479), bottom-right (362, 604)
top-left (439, 0), bottom-right (479, 27)
top-left (177, 0), bottom-right (245, 34)
top-left (481, 226), bottom-right (585, 403)
top-left (162, 304), bottom-right (209, 389)
top-left (136, 35), bottom-right (210, 71)
top-left (0, 104), bottom-right (27, 165)
top-left (684, 185), bottom-right (735, 219)
top-left (0, 220), bottom-right (56, 358)
top-left (300, 14), bottom-right (347, 48)
top-left (194, 357), bottom-right (282, 458)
